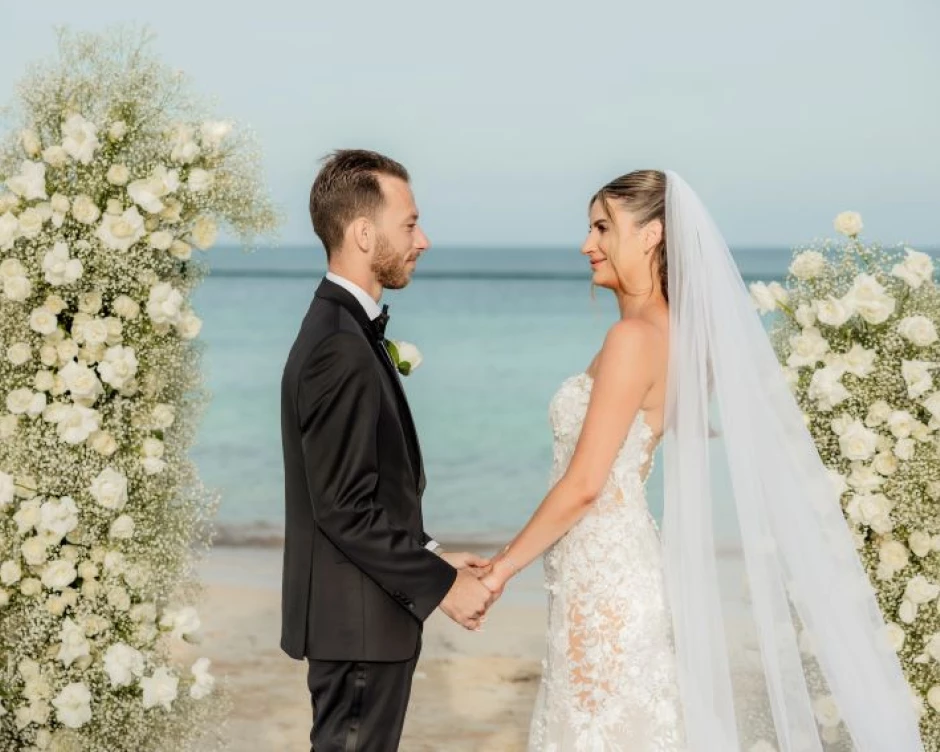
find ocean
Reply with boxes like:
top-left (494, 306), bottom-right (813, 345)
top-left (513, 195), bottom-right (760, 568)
top-left (191, 245), bottom-right (794, 546)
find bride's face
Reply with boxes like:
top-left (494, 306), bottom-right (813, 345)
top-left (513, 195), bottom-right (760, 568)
top-left (581, 199), bottom-right (646, 292)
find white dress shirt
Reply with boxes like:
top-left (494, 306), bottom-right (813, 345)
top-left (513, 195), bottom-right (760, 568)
top-left (324, 272), bottom-right (442, 555)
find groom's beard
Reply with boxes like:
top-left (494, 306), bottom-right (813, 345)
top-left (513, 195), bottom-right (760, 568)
top-left (372, 234), bottom-right (412, 290)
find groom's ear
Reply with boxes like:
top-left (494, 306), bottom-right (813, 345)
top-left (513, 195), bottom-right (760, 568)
top-left (349, 216), bottom-right (373, 253)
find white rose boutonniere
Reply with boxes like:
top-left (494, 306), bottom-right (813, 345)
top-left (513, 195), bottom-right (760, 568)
top-left (385, 340), bottom-right (422, 376)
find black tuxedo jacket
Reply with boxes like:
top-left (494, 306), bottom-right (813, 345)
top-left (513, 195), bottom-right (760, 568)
top-left (280, 278), bottom-right (456, 662)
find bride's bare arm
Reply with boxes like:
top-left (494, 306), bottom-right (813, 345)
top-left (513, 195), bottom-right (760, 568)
top-left (483, 319), bottom-right (663, 593)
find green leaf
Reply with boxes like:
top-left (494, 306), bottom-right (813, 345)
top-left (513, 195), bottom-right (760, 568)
top-left (399, 361), bottom-right (412, 376)
top-left (385, 340), bottom-right (400, 365)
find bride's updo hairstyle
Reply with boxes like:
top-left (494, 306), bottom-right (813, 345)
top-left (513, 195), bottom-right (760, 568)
top-left (591, 169), bottom-right (668, 302)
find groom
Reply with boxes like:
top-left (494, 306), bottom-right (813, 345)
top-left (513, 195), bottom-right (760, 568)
top-left (280, 149), bottom-right (495, 751)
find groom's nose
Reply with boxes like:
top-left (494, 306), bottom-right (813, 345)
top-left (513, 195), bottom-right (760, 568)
top-left (415, 225), bottom-right (430, 251)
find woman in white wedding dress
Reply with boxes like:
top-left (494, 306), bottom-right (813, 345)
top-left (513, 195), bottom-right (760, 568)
top-left (481, 171), bottom-right (923, 751)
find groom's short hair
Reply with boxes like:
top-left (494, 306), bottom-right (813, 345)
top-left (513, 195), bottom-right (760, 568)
top-left (310, 149), bottom-right (410, 257)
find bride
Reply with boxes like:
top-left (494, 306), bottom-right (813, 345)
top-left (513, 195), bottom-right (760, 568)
top-left (481, 171), bottom-right (923, 751)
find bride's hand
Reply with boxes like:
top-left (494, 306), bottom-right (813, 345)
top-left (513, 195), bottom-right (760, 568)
top-left (440, 551), bottom-right (491, 576)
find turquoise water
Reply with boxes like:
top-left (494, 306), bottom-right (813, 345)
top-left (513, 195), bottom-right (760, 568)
top-left (191, 246), bottom-right (794, 544)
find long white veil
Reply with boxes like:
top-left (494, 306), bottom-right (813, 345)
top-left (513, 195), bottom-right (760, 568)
top-left (661, 171), bottom-right (923, 751)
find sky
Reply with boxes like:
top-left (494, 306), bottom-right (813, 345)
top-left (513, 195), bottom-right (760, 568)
top-left (1, 1), bottom-right (938, 249)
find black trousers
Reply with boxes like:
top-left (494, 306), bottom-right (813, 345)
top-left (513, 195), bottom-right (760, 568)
top-left (307, 642), bottom-right (420, 752)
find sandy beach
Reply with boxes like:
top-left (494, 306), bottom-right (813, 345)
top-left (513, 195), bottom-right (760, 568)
top-left (183, 546), bottom-right (546, 751)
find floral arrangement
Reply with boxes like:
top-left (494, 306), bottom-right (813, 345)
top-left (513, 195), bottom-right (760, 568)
top-left (752, 211), bottom-right (940, 746)
top-left (0, 28), bottom-right (276, 751)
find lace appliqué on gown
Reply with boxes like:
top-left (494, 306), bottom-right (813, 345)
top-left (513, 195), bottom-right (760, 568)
top-left (528, 373), bottom-right (685, 752)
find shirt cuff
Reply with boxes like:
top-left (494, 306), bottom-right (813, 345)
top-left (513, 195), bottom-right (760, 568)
top-left (424, 539), bottom-right (442, 554)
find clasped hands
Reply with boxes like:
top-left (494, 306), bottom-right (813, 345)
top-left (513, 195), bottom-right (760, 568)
top-left (438, 550), bottom-right (514, 631)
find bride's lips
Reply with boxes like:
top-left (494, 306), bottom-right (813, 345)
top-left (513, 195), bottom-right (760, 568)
top-left (590, 258), bottom-right (606, 268)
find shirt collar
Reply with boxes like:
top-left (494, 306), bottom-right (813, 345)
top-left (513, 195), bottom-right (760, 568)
top-left (325, 272), bottom-right (382, 321)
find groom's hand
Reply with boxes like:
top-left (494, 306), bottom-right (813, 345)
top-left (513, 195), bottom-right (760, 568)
top-left (440, 551), bottom-right (491, 578)
top-left (439, 570), bottom-right (495, 631)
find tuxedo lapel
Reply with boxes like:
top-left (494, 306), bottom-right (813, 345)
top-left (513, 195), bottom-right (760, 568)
top-left (314, 279), bottom-right (425, 489)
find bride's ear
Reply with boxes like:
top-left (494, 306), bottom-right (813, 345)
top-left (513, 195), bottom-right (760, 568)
top-left (643, 219), bottom-right (663, 255)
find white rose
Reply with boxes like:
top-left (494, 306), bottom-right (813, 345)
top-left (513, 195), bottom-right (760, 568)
top-left (107, 586), bottom-right (131, 611)
top-left (169, 239), bottom-right (192, 260)
top-left (51, 682), bottom-right (92, 729)
top-left (812, 694), bottom-right (841, 728)
top-left (141, 457), bottom-right (166, 475)
top-left (816, 295), bottom-right (855, 329)
top-left (190, 657), bottom-right (215, 699)
top-left (39, 496), bottom-right (79, 541)
top-left (152, 404), bottom-right (176, 429)
top-left (28, 309), bottom-right (58, 339)
top-left (104, 316), bottom-right (123, 346)
top-left (59, 360), bottom-right (103, 403)
top-left (103, 643), bottom-right (145, 688)
top-left (749, 282), bottom-right (777, 314)
top-left (1, 257), bottom-right (26, 279)
top-left (846, 493), bottom-right (893, 532)
top-left (190, 216), bottom-right (218, 250)
top-left (843, 274), bottom-right (895, 325)
top-left (807, 366), bottom-right (849, 412)
top-left (147, 282), bottom-right (184, 325)
top-left (885, 622), bottom-right (906, 652)
top-left (887, 411), bottom-right (916, 439)
top-left (89, 467), bottom-right (128, 510)
top-left (169, 122), bottom-right (200, 164)
top-left (56, 339), bottom-right (79, 364)
top-left (864, 400), bottom-right (891, 428)
top-left (794, 303), bottom-right (816, 328)
top-left (3, 274), bottom-right (32, 302)
top-left (109, 514), bottom-right (135, 540)
top-left (906, 575), bottom-right (940, 605)
top-left (71, 196), bottom-right (100, 228)
top-left (17, 206), bottom-right (45, 238)
top-left (891, 247), bottom-right (934, 290)
top-left (42, 242), bottom-right (83, 287)
top-left (7, 342), bottom-right (31, 366)
top-left (0, 211), bottom-right (18, 249)
top-left (926, 634), bottom-right (940, 663)
top-left (924, 392), bottom-right (940, 421)
top-left (200, 120), bottom-right (232, 148)
top-left (787, 327), bottom-right (830, 368)
top-left (873, 451), bottom-right (899, 476)
top-left (41, 144), bottom-right (68, 167)
top-left (879, 540), bottom-right (910, 574)
top-left (148, 231), bottom-right (174, 251)
top-left (106, 164), bottom-right (130, 186)
top-left (0, 191), bottom-right (18, 212)
top-left (42, 559), bottom-right (77, 590)
top-left (74, 315), bottom-right (108, 346)
top-left (44, 293), bottom-right (67, 314)
top-left (89, 430), bottom-right (118, 457)
top-left (112, 295), bottom-right (140, 320)
top-left (141, 667), bottom-right (180, 710)
top-left (21, 536), bottom-right (48, 566)
top-left (1, 560), bottom-right (22, 585)
top-left (19, 129), bottom-right (41, 157)
top-left (160, 606), bottom-right (201, 640)
top-left (108, 120), bottom-right (128, 141)
top-left (142, 437), bottom-right (165, 458)
top-left (0, 471), bottom-right (13, 508)
top-left (898, 316), bottom-right (938, 348)
top-left (103, 550), bottom-right (126, 575)
top-left (61, 114), bottom-right (100, 165)
top-left (899, 599), bottom-right (918, 624)
top-left (394, 341), bottom-right (422, 372)
top-left (97, 345), bottom-right (138, 390)
top-left (911, 531), bottom-right (933, 558)
top-left (838, 420), bottom-right (878, 461)
top-left (894, 438), bottom-right (916, 461)
top-left (834, 211), bottom-right (863, 238)
top-left (901, 361), bottom-right (936, 399)
top-left (13, 499), bottom-right (41, 534)
top-left (7, 388), bottom-right (37, 415)
top-left (56, 404), bottom-right (100, 444)
top-left (847, 464), bottom-right (882, 493)
top-left (834, 344), bottom-right (875, 379)
top-left (176, 310), bottom-right (203, 340)
top-left (789, 250), bottom-right (827, 280)
top-left (96, 207), bottom-right (146, 252)
top-left (187, 169), bottom-right (214, 193)
top-left (6, 160), bottom-right (47, 200)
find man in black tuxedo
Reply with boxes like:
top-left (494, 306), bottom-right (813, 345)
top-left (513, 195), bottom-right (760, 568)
top-left (280, 149), bottom-right (495, 751)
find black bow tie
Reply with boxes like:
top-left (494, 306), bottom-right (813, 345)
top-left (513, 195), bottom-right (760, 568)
top-left (371, 305), bottom-right (390, 340)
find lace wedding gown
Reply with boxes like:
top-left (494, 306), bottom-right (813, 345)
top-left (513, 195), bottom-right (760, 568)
top-left (528, 373), bottom-right (686, 751)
